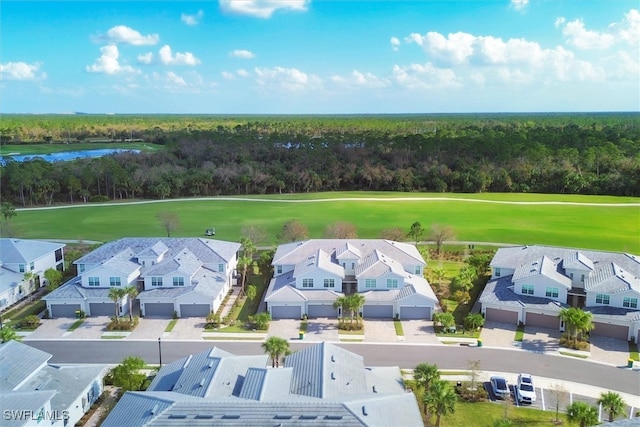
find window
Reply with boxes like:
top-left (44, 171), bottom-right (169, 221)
top-left (218, 264), bottom-right (224, 273)
top-left (415, 266), bottom-right (421, 274)
top-left (595, 294), bottom-right (610, 305)
top-left (324, 279), bottom-right (335, 288)
top-left (365, 279), bottom-right (376, 289)
top-left (29, 262), bottom-right (34, 271)
top-left (521, 284), bottom-right (534, 295)
top-left (151, 277), bottom-right (163, 287)
top-left (19, 264), bottom-right (25, 273)
top-left (142, 261), bottom-right (146, 266)
top-left (302, 278), bottom-right (314, 288)
top-left (386, 278), bottom-right (398, 289)
top-left (55, 248), bottom-right (63, 262)
top-left (495, 268), bottom-right (501, 277)
top-left (173, 277), bottom-right (185, 287)
top-left (623, 297), bottom-right (638, 308)
top-left (351, 262), bottom-right (355, 269)
top-left (88, 277), bottom-right (100, 287)
top-left (545, 287), bottom-right (559, 298)
top-left (276, 265), bottom-right (282, 274)
top-left (569, 272), bottom-right (574, 280)
top-left (109, 277), bottom-right (121, 287)
top-left (78, 264), bottom-right (85, 273)
top-left (581, 274), bottom-right (585, 282)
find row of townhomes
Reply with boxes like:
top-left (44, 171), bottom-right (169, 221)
top-left (0, 239), bottom-right (65, 311)
top-left (0, 340), bottom-right (106, 427)
top-left (265, 239), bottom-right (439, 320)
top-left (102, 342), bottom-right (422, 427)
top-left (44, 238), bottom-right (241, 318)
top-left (480, 245), bottom-right (640, 342)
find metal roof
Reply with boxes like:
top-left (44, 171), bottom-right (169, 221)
top-left (0, 239), bottom-right (64, 265)
top-left (0, 390), bottom-right (56, 427)
top-left (0, 340), bottom-right (51, 391)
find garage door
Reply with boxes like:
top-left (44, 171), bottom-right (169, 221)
top-left (525, 312), bottom-right (559, 329)
top-left (592, 322), bottom-right (628, 340)
top-left (307, 304), bottom-right (336, 318)
top-left (180, 304), bottom-right (211, 318)
top-left (90, 302), bottom-right (115, 316)
top-left (485, 308), bottom-right (518, 324)
top-left (144, 303), bottom-right (175, 317)
top-left (400, 306), bottom-right (431, 320)
top-left (363, 305), bottom-right (393, 319)
top-left (271, 305), bottom-right (302, 319)
top-left (50, 304), bottom-right (82, 318)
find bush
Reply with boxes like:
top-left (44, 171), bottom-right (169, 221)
top-left (559, 334), bottom-right (590, 350)
top-left (172, 311), bottom-right (178, 320)
top-left (456, 382), bottom-right (488, 402)
top-left (106, 316), bottom-right (139, 331)
top-left (42, 309), bottom-right (50, 319)
top-left (19, 314), bottom-right (41, 329)
top-left (89, 195), bottom-right (110, 203)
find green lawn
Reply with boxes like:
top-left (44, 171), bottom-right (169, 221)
top-left (394, 319), bottom-right (404, 336)
top-left (515, 325), bottom-right (525, 342)
top-left (438, 401), bottom-right (578, 427)
top-left (68, 319), bottom-right (85, 331)
top-left (164, 319), bottom-right (178, 333)
top-left (10, 192), bottom-right (639, 252)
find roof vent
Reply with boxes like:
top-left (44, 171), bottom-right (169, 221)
top-left (274, 414), bottom-right (293, 420)
top-left (373, 385), bottom-right (377, 393)
top-left (331, 355), bottom-right (335, 362)
top-left (199, 379), bottom-right (205, 387)
top-left (324, 415), bottom-right (343, 420)
top-left (150, 404), bottom-right (159, 415)
top-left (194, 415), bottom-right (213, 420)
top-left (331, 372), bottom-right (335, 380)
top-left (362, 406), bottom-right (368, 416)
top-left (221, 414), bottom-right (240, 419)
top-left (183, 355), bottom-right (192, 368)
top-left (168, 414), bottom-right (187, 419)
top-left (208, 360), bottom-right (215, 368)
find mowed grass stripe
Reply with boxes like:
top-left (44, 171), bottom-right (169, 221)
top-left (12, 193), bottom-right (640, 252)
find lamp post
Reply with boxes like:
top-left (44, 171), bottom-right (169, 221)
top-left (158, 337), bottom-right (162, 367)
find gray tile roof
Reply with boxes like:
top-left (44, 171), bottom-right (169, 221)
top-left (356, 250), bottom-right (407, 279)
top-left (0, 239), bottom-right (64, 264)
top-left (512, 256), bottom-right (572, 289)
top-left (584, 262), bottom-right (640, 294)
top-left (336, 242), bottom-right (361, 259)
top-left (101, 391), bottom-right (177, 427)
top-left (0, 390), bottom-right (56, 427)
top-left (563, 251), bottom-right (595, 271)
top-left (583, 305), bottom-right (640, 322)
top-left (293, 249), bottom-right (344, 278)
top-left (479, 277), bottom-right (568, 311)
top-left (44, 279), bottom-right (112, 301)
top-left (264, 274), bottom-right (305, 302)
top-left (0, 340), bottom-right (51, 391)
top-left (99, 248), bottom-right (140, 276)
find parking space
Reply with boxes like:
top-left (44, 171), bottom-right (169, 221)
top-left (363, 320), bottom-right (399, 342)
top-left (305, 318), bottom-right (339, 342)
top-left (167, 317), bottom-right (207, 340)
top-left (521, 326), bottom-right (560, 354)
top-left (402, 320), bottom-right (440, 344)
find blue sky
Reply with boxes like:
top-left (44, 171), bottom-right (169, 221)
top-left (1, 1), bottom-right (638, 114)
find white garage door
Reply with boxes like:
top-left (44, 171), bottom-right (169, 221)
top-left (145, 303), bottom-right (175, 317)
top-left (400, 306), bottom-right (431, 320)
top-left (363, 305), bottom-right (393, 319)
top-left (307, 304), bottom-right (336, 318)
top-left (50, 304), bottom-right (82, 318)
top-left (271, 305), bottom-right (302, 319)
top-left (180, 304), bottom-right (211, 318)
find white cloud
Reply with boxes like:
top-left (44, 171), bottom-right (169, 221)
top-left (557, 9), bottom-right (639, 49)
top-left (510, 0), bottom-right (529, 12)
top-left (0, 61), bottom-right (45, 81)
top-left (219, 0), bottom-right (309, 19)
top-left (165, 71), bottom-right (187, 87)
top-left (158, 45), bottom-right (201, 66)
top-left (331, 70), bottom-right (388, 89)
top-left (614, 9), bottom-right (640, 46)
top-left (181, 10), bottom-right (204, 26)
top-left (390, 37), bottom-right (401, 51)
top-left (392, 63), bottom-right (460, 90)
top-left (137, 52), bottom-right (153, 64)
top-left (86, 45), bottom-right (140, 74)
top-left (99, 25), bottom-right (159, 46)
top-left (230, 49), bottom-right (255, 59)
top-left (237, 69), bottom-right (250, 77)
top-left (221, 71), bottom-right (235, 80)
top-left (254, 66), bottom-right (321, 91)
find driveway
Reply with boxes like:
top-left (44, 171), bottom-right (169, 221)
top-left (23, 317), bottom-right (71, 340)
top-left (67, 316), bottom-right (110, 339)
top-left (589, 335), bottom-right (630, 366)
top-left (268, 319), bottom-right (302, 341)
top-left (305, 318), bottom-right (339, 342)
top-left (521, 326), bottom-right (560, 354)
top-left (402, 320), bottom-right (440, 344)
top-left (168, 317), bottom-right (206, 340)
top-left (127, 318), bottom-right (170, 340)
top-left (480, 321), bottom-right (517, 348)
top-left (363, 320), bottom-right (399, 343)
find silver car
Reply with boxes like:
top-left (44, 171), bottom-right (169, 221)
top-left (490, 376), bottom-right (510, 400)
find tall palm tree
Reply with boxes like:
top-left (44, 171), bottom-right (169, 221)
top-left (566, 401), bottom-right (599, 427)
top-left (423, 379), bottom-right (457, 427)
top-left (346, 293), bottom-right (365, 327)
top-left (598, 391), bottom-right (626, 422)
top-left (333, 296), bottom-right (347, 322)
top-left (414, 363), bottom-right (440, 393)
top-left (125, 286), bottom-right (138, 321)
top-left (108, 288), bottom-right (126, 323)
top-left (262, 336), bottom-right (290, 368)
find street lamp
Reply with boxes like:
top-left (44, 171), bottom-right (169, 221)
top-left (158, 337), bottom-right (162, 367)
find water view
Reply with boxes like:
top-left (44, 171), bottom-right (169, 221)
top-left (1, 148), bottom-right (140, 164)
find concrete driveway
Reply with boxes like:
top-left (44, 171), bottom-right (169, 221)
top-left (521, 326), bottom-right (560, 354)
top-left (589, 335), bottom-right (630, 366)
top-left (402, 320), bottom-right (440, 344)
top-left (67, 316), bottom-right (110, 339)
top-left (168, 317), bottom-right (207, 340)
top-left (23, 317), bottom-right (72, 340)
top-left (305, 318), bottom-right (339, 342)
top-left (127, 318), bottom-right (171, 340)
top-left (268, 319), bottom-right (302, 341)
top-left (480, 321), bottom-right (517, 347)
top-left (363, 320), bottom-right (399, 343)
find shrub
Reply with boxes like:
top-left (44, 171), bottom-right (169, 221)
top-left (107, 316), bottom-right (139, 331)
top-left (172, 311), bottom-right (178, 320)
top-left (19, 315), bottom-right (41, 329)
top-left (42, 309), bottom-right (50, 319)
top-left (89, 195), bottom-right (110, 203)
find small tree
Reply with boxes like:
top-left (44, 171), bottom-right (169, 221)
top-left (254, 312), bottom-right (271, 330)
top-left (465, 313), bottom-right (484, 330)
top-left (428, 224), bottom-right (455, 255)
top-left (434, 312), bottom-right (455, 332)
top-left (549, 383), bottom-right (568, 424)
top-left (44, 268), bottom-right (63, 291)
top-left (323, 221), bottom-right (358, 239)
top-left (240, 225), bottom-right (267, 246)
top-left (1, 202), bottom-right (16, 221)
top-left (407, 221), bottom-right (424, 246)
top-left (156, 211), bottom-right (180, 237)
top-left (246, 284), bottom-right (257, 303)
top-left (346, 293), bottom-right (365, 328)
top-left (567, 401), bottom-right (599, 427)
top-left (277, 219), bottom-right (308, 242)
top-left (598, 391), bottom-right (626, 422)
top-left (257, 249), bottom-right (275, 285)
top-left (110, 356), bottom-right (147, 391)
top-left (333, 296), bottom-right (348, 326)
top-left (379, 227), bottom-right (405, 241)
top-left (468, 360), bottom-right (482, 391)
top-left (262, 336), bottom-right (290, 368)
top-left (414, 363), bottom-right (440, 396)
top-left (0, 325), bottom-right (19, 343)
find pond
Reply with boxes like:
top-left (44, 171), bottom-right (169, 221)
top-left (1, 148), bottom-right (141, 164)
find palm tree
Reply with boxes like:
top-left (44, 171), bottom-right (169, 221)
top-left (125, 286), bottom-right (138, 321)
top-left (423, 379), bottom-right (457, 427)
top-left (333, 296), bottom-right (348, 327)
top-left (431, 267), bottom-right (446, 289)
top-left (598, 391), bottom-right (626, 422)
top-left (108, 288), bottom-right (126, 323)
top-left (465, 313), bottom-right (485, 330)
top-left (0, 325), bottom-right (19, 343)
top-left (566, 401), bottom-right (599, 427)
top-left (262, 336), bottom-right (290, 368)
top-left (346, 293), bottom-right (365, 327)
top-left (414, 363), bottom-right (440, 415)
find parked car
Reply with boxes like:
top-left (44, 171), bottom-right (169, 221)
top-left (516, 373), bottom-right (536, 404)
top-left (490, 376), bottom-right (510, 400)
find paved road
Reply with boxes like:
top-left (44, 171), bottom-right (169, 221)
top-left (29, 340), bottom-right (640, 397)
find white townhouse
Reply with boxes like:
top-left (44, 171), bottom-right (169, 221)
top-left (0, 340), bottom-right (106, 427)
top-left (480, 245), bottom-right (640, 341)
top-left (0, 239), bottom-right (65, 312)
top-left (44, 238), bottom-right (240, 318)
top-left (265, 239), bottom-right (438, 320)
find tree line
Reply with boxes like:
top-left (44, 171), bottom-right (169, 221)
top-left (1, 113), bottom-right (639, 206)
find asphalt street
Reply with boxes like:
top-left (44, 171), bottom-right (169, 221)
top-left (28, 340), bottom-right (640, 397)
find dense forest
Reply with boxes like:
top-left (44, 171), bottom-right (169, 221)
top-left (1, 113), bottom-right (639, 206)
